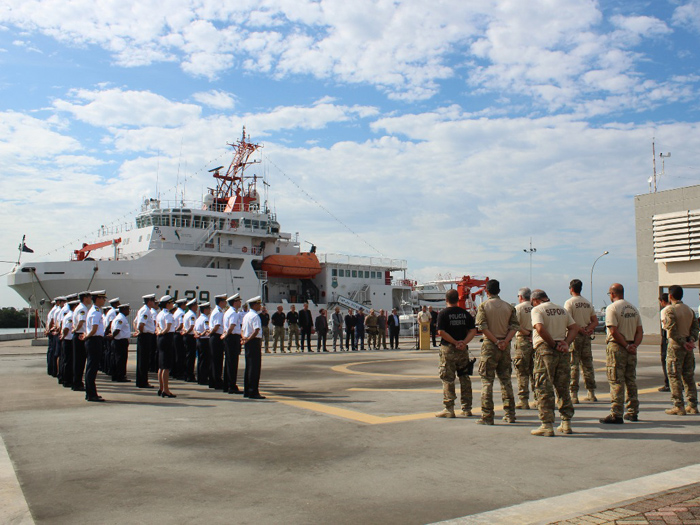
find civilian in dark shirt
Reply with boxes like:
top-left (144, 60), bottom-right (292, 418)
top-left (355, 308), bottom-right (366, 351)
top-left (429, 306), bottom-right (438, 347)
top-left (345, 308), bottom-right (357, 351)
top-left (298, 303), bottom-right (314, 352)
top-left (315, 309), bottom-right (329, 352)
top-left (259, 307), bottom-right (270, 353)
top-left (271, 306), bottom-right (286, 353)
top-left (435, 289), bottom-right (477, 419)
top-left (287, 306), bottom-right (300, 352)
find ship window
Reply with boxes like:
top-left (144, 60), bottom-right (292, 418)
top-left (370, 271), bottom-right (376, 278)
top-left (162, 215), bottom-right (170, 227)
top-left (228, 240), bottom-right (232, 246)
top-left (172, 216), bottom-right (180, 228)
top-left (339, 269), bottom-right (344, 277)
top-left (201, 218), bottom-right (210, 229)
top-left (252, 220), bottom-right (259, 229)
top-left (276, 247), bottom-right (280, 253)
top-left (352, 270), bottom-right (357, 278)
top-left (332, 269), bottom-right (337, 277)
top-left (182, 217), bottom-right (190, 227)
top-left (365, 271), bottom-right (370, 278)
top-left (243, 219), bottom-right (252, 229)
top-left (193, 216), bottom-right (201, 228)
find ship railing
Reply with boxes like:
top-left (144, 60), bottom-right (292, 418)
top-left (393, 279), bottom-right (416, 288)
top-left (318, 253), bottom-right (407, 270)
top-left (154, 239), bottom-right (260, 256)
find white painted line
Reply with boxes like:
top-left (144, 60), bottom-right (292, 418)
top-left (0, 434), bottom-right (34, 525)
top-left (433, 463), bottom-right (700, 525)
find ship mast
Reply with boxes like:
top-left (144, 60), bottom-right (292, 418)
top-left (207, 127), bottom-right (262, 212)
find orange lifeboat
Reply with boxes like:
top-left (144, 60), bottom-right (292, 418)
top-left (261, 252), bottom-right (322, 278)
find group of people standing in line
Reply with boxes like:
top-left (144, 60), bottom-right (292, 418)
top-left (433, 279), bottom-right (698, 436)
top-left (267, 304), bottom-right (402, 353)
top-left (45, 291), bottom-right (266, 402)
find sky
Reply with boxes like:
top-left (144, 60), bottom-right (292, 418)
top-left (1, 0), bottom-right (700, 311)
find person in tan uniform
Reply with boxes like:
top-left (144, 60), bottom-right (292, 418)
top-left (365, 309), bottom-right (379, 350)
top-left (514, 287), bottom-right (535, 410)
top-left (530, 289), bottom-right (578, 436)
top-left (475, 280), bottom-right (519, 425)
top-left (564, 279), bottom-right (598, 404)
top-left (600, 283), bottom-right (643, 424)
top-left (662, 285), bottom-right (699, 415)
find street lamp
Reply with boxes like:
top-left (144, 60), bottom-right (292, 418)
top-left (523, 237), bottom-right (536, 288)
top-left (590, 251), bottom-right (609, 310)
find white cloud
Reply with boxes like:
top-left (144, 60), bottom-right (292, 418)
top-left (672, 0), bottom-right (700, 33)
top-left (52, 88), bottom-right (202, 128)
top-left (192, 90), bottom-right (237, 110)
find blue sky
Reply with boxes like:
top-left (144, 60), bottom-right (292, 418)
top-left (1, 0), bottom-right (700, 311)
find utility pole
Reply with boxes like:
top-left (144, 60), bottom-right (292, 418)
top-left (523, 238), bottom-right (536, 288)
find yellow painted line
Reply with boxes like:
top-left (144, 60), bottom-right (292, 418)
top-left (348, 387), bottom-right (445, 393)
top-left (331, 357), bottom-right (435, 379)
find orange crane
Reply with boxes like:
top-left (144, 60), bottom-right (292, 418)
top-left (74, 238), bottom-right (121, 261)
top-left (456, 275), bottom-right (490, 314)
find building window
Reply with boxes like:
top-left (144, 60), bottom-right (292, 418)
top-left (371, 271), bottom-right (376, 278)
top-left (365, 271), bottom-right (370, 278)
top-left (332, 269), bottom-right (337, 277)
top-left (352, 270), bottom-right (357, 278)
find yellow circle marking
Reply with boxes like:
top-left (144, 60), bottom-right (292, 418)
top-left (331, 357), bottom-right (435, 379)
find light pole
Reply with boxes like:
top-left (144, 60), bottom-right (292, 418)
top-left (523, 237), bottom-right (536, 288)
top-left (590, 251), bottom-right (609, 310)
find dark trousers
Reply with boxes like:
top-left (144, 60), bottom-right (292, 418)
top-left (136, 333), bottom-right (153, 387)
top-left (300, 328), bottom-right (312, 351)
top-left (173, 333), bottom-right (185, 379)
top-left (223, 334), bottom-right (241, 392)
top-left (47, 334), bottom-right (58, 376)
top-left (184, 334), bottom-right (197, 381)
top-left (149, 334), bottom-right (158, 372)
top-left (209, 336), bottom-right (224, 389)
top-left (112, 338), bottom-right (128, 380)
top-left (430, 325), bottom-right (437, 347)
top-left (389, 328), bottom-right (400, 349)
top-left (101, 336), bottom-right (111, 375)
top-left (346, 331), bottom-right (355, 350)
top-left (356, 330), bottom-right (365, 350)
top-left (197, 338), bottom-right (210, 385)
top-left (84, 336), bottom-right (103, 399)
top-left (244, 338), bottom-right (262, 397)
top-left (661, 333), bottom-right (669, 388)
top-left (72, 336), bottom-right (86, 389)
top-left (61, 339), bottom-right (73, 386)
top-left (317, 332), bottom-right (327, 351)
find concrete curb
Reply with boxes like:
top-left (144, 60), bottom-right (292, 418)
top-left (435, 464), bottom-right (700, 524)
top-left (0, 434), bottom-right (34, 525)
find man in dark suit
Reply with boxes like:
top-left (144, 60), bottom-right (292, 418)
top-left (299, 302), bottom-right (314, 352)
top-left (345, 308), bottom-right (357, 351)
top-left (388, 308), bottom-right (401, 349)
top-left (315, 309), bottom-right (329, 352)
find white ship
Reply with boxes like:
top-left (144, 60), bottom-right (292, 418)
top-left (7, 130), bottom-right (413, 318)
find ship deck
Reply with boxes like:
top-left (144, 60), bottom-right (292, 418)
top-left (0, 337), bottom-right (698, 524)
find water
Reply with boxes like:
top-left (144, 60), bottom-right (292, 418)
top-left (0, 328), bottom-right (35, 335)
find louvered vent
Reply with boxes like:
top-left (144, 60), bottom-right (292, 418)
top-left (652, 209), bottom-right (700, 262)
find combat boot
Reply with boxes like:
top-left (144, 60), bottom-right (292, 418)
top-left (571, 393), bottom-right (579, 404)
top-left (623, 413), bottom-right (638, 422)
top-left (599, 414), bottom-right (624, 424)
top-left (686, 405), bottom-right (698, 415)
top-left (502, 414), bottom-right (516, 424)
top-left (460, 409), bottom-right (473, 417)
top-left (556, 420), bottom-right (572, 434)
top-left (435, 408), bottom-right (455, 418)
top-left (665, 406), bottom-right (686, 416)
top-left (476, 418), bottom-right (494, 425)
top-left (515, 400), bottom-right (530, 410)
top-left (586, 390), bottom-right (597, 402)
top-left (530, 423), bottom-right (555, 437)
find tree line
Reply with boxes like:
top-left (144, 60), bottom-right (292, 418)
top-left (0, 307), bottom-right (37, 329)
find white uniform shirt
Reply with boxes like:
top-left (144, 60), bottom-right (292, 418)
top-left (173, 307), bottom-right (185, 331)
top-left (61, 310), bottom-right (74, 341)
top-left (210, 305), bottom-right (224, 335)
top-left (73, 302), bottom-right (89, 334)
top-left (194, 313), bottom-right (210, 338)
top-left (660, 305), bottom-right (670, 330)
top-left (182, 310), bottom-right (197, 334)
top-left (86, 305), bottom-right (105, 337)
top-left (137, 305), bottom-right (156, 333)
top-left (157, 310), bottom-right (174, 334)
top-left (223, 307), bottom-right (238, 335)
top-left (242, 310), bottom-right (262, 339)
top-left (47, 305), bottom-right (59, 330)
top-left (104, 308), bottom-right (118, 333)
top-left (111, 313), bottom-right (131, 340)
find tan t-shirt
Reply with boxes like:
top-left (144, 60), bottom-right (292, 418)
top-left (417, 311), bottom-right (431, 324)
top-left (605, 299), bottom-right (642, 342)
top-left (531, 301), bottom-right (575, 349)
top-left (515, 301), bottom-right (533, 334)
top-left (564, 296), bottom-right (595, 329)
top-left (476, 295), bottom-right (519, 339)
top-left (663, 302), bottom-right (698, 342)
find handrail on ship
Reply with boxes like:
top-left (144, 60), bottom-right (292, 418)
top-left (318, 253), bottom-right (407, 270)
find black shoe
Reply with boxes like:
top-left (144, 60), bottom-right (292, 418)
top-left (599, 414), bottom-right (624, 424)
top-left (72, 385), bottom-right (85, 392)
top-left (248, 394), bottom-right (266, 400)
top-left (163, 392), bottom-right (177, 398)
top-left (228, 388), bottom-right (242, 395)
top-left (86, 396), bottom-right (105, 402)
top-left (116, 378), bottom-right (131, 383)
top-left (658, 385), bottom-right (670, 392)
top-left (623, 413), bottom-right (638, 422)
top-left (158, 390), bottom-right (163, 396)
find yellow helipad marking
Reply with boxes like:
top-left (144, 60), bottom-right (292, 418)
top-left (263, 386), bottom-right (665, 425)
top-left (331, 357), bottom-right (435, 379)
